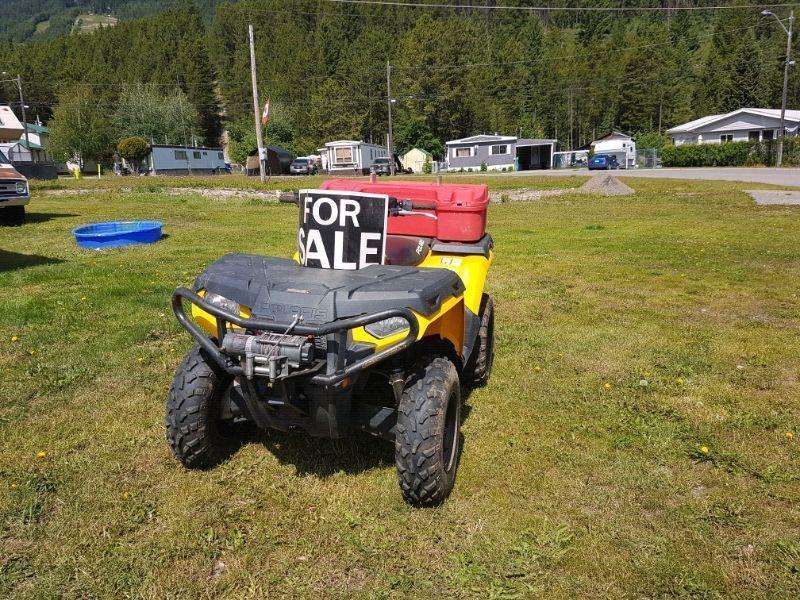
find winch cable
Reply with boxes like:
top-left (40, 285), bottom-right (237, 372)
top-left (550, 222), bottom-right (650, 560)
top-left (256, 314), bottom-right (304, 362)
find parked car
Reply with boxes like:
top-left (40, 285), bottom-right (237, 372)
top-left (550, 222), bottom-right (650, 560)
top-left (588, 154), bottom-right (620, 170)
top-left (0, 150), bottom-right (30, 226)
top-left (371, 157), bottom-right (392, 176)
top-left (290, 158), bottom-right (317, 175)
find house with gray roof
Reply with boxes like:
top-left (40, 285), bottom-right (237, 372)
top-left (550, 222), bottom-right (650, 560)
top-left (445, 134), bottom-right (556, 172)
top-left (666, 108), bottom-right (800, 146)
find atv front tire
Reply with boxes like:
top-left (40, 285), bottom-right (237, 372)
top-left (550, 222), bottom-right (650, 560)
top-left (166, 345), bottom-right (243, 468)
top-left (395, 356), bottom-right (461, 506)
top-left (464, 294), bottom-right (495, 387)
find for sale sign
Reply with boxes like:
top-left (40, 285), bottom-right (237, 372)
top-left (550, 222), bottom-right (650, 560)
top-left (298, 189), bottom-right (389, 269)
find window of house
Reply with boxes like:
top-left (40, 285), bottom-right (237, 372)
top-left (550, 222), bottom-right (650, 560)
top-left (748, 131), bottom-right (760, 141)
top-left (763, 130), bottom-right (774, 141)
top-left (193, 151), bottom-right (201, 159)
top-left (455, 147), bottom-right (472, 158)
top-left (489, 144), bottom-right (509, 155)
top-left (174, 150), bottom-right (188, 160)
top-left (334, 147), bottom-right (354, 164)
top-left (720, 134), bottom-right (734, 143)
top-left (218, 152), bottom-right (224, 159)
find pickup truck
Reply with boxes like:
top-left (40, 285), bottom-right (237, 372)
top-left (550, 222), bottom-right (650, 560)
top-left (0, 151), bottom-right (29, 226)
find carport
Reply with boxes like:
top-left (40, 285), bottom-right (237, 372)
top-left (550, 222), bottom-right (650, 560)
top-left (515, 139), bottom-right (556, 170)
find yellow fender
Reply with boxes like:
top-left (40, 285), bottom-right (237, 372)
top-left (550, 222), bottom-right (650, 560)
top-left (191, 290), bottom-right (251, 337)
top-left (352, 250), bottom-right (492, 356)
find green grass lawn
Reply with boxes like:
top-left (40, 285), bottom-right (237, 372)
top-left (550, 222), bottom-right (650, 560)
top-left (30, 172), bottom-right (585, 192)
top-left (1, 178), bottom-right (799, 598)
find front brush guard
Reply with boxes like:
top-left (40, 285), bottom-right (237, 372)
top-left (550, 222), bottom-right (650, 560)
top-left (172, 287), bottom-right (419, 386)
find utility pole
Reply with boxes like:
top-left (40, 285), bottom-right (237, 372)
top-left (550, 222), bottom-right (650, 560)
top-left (386, 61), bottom-right (395, 176)
top-left (16, 76), bottom-right (30, 156)
top-left (249, 24), bottom-right (266, 183)
top-left (778, 11), bottom-right (794, 168)
top-left (176, 76), bottom-right (190, 174)
top-left (762, 10), bottom-right (795, 167)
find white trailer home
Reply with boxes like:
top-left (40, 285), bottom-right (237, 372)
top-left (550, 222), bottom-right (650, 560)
top-left (590, 131), bottom-right (637, 169)
top-left (149, 144), bottom-right (227, 175)
top-left (321, 140), bottom-right (388, 175)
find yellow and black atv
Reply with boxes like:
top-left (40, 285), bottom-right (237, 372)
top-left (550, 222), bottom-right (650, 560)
top-left (167, 180), bottom-right (494, 505)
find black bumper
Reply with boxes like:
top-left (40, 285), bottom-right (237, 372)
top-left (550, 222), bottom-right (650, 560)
top-left (172, 287), bottom-right (419, 386)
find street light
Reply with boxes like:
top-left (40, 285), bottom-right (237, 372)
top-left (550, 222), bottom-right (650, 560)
top-left (761, 9), bottom-right (795, 168)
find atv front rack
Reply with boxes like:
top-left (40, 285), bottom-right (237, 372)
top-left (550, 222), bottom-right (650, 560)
top-left (172, 287), bottom-right (419, 386)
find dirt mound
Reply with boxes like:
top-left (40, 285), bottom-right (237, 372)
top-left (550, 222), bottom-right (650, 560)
top-left (580, 173), bottom-right (635, 196)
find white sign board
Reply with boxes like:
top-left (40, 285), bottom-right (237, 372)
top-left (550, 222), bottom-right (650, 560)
top-left (297, 189), bottom-right (389, 270)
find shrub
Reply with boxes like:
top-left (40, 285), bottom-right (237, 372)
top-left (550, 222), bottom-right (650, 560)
top-left (661, 141), bottom-right (752, 167)
top-left (480, 162), bottom-right (487, 172)
top-left (117, 136), bottom-right (150, 170)
top-left (422, 159), bottom-right (432, 174)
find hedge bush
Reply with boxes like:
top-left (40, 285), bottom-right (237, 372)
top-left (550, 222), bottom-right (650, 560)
top-left (661, 141), bottom-right (750, 167)
top-left (662, 138), bottom-right (800, 167)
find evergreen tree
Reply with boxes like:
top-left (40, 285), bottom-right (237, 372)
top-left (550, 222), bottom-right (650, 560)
top-left (393, 116), bottom-right (443, 157)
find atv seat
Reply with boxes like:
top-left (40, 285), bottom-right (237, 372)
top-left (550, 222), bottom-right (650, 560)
top-left (385, 235), bottom-right (431, 267)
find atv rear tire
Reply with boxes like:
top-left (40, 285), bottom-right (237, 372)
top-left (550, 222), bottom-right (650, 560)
top-left (464, 294), bottom-right (494, 387)
top-left (166, 344), bottom-right (243, 469)
top-left (395, 356), bottom-right (461, 506)
top-left (1, 206), bottom-right (25, 226)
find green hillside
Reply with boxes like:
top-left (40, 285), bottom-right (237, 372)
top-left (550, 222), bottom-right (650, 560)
top-left (0, 1), bottom-right (218, 42)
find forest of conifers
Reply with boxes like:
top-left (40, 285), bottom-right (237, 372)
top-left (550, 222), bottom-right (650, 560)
top-left (0, 0), bottom-right (797, 157)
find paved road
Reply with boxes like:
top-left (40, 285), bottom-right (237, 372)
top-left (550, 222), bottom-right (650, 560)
top-left (503, 167), bottom-right (800, 187)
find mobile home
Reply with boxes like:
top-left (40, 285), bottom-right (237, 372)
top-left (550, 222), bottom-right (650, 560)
top-left (149, 144), bottom-right (227, 175)
top-left (321, 140), bottom-right (388, 175)
top-left (445, 135), bottom-right (556, 172)
top-left (590, 132), bottom-right (636, 169)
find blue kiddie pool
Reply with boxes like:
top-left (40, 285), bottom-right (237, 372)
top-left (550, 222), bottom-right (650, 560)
top-left (72, 221), bottom-right (163, 249)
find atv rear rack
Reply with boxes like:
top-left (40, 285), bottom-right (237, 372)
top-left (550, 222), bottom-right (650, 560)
top-left (172, 287), bottom-right (419, 386)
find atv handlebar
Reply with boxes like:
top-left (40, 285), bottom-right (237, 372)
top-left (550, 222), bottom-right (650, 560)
top-left (172, 287), bottom-right (419, 385)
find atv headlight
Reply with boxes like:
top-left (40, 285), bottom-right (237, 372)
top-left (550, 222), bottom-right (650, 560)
top-left (364, 316), bottom-right (410, 339)
top-left (205, 292), bottom-right (239, 315)
top-left (15, 181), bottom-right (27, 195)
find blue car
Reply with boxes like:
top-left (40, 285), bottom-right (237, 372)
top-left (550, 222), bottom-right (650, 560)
top-left (588, 154), bottom-right (620, 170)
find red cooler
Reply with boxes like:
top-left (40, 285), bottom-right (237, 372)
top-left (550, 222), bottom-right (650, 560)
top-left (320, 179), bottom-right (489, 243)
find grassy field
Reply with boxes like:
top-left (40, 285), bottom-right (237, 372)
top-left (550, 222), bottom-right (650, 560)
top-left (72, 13), bottom-right (118, 33)
top-left (30, 173), bottom-right (586, 193)
top-left (1, 177), bottom-right (799, 598)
